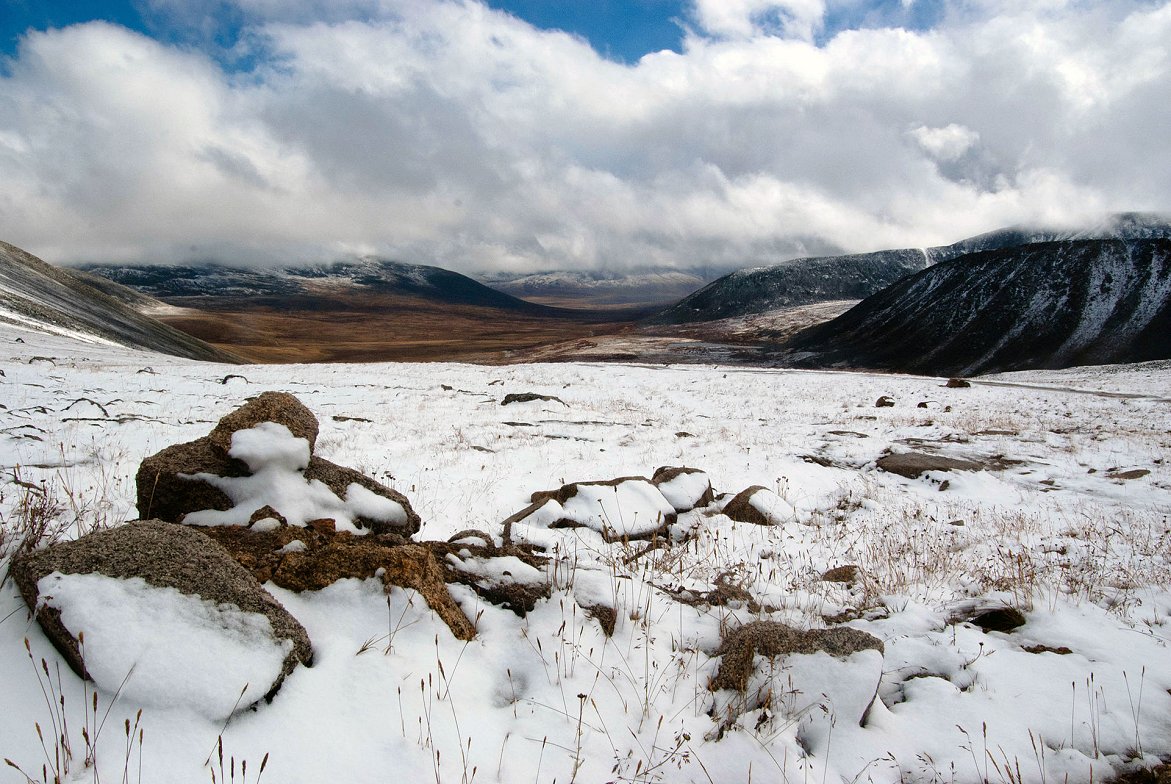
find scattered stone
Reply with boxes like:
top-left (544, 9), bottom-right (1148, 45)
top-left (822, 565), bottom-right (860, 583)
top-left (220, 374), bottom-right (248, 385)
top-left (501, 393), bottom-right (567, 407)
top-left (431, 542), bottom-right (550, 617)
top-left (248, 505), bottom-right (287, 529)
top-left (1105, 763), bottom-right (1171, 784)
top-left (946, 378), bottom-right (972, 388)
top-left (875, 396), bottom-right (895, 407)
top-left (721, 486), bottom-right (794, 526)
top-left (584, 604), bottom-right (617, 636)
top-left (1108, 468), bottom-right (1151, 480)
top-left (675, 431), bottom-right (694, 438)
top-left (876, 452), bottom-right (984, 478)
top-left (137, 437), bottom-right (240, 522)
top-left (332, 415), bottom-right (373, 423)
top-left (949, 600), bottom-right (1027, 632)
top-left (666, 571), bottom-right (759, 611)
top-left (710, 621), bottom-right (885, 743)
top-left (651, 466), bottom-right (715, 512)
top-left (10, 520), bottom-right (312, 718)
top-left (1022, 644), bottom-right (1073, 655)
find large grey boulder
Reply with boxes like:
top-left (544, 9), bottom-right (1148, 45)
top-left (11, 520), bottom-right (313, 720)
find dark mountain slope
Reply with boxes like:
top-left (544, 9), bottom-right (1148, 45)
top-left (650, 249), bottom-right (929, 324)
top-left (82, 259), bottom-right (560, 314)
top-left (0, 241), bottom-right (242, 363)
top-left (653, 213), bottom-right (1171, 326)
top-left (781, 239), bottom-right (1171, 376)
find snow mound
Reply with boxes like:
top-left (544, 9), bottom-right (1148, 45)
top-left (38, 572), bottom-right (292, 721)
top-left (514, 478), bottom-right (677, 539)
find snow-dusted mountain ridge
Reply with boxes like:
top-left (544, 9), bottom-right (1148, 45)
top-left (782, 238), bottom-right (1171, 375)
top-left (0, 241), bottom-right (241, 362)
top-left (654, 213), bottom-right (1171, 324)
top-left (80, 257), bottom-right (556, 313)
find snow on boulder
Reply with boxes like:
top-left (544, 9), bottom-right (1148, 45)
top-left (136, 392), bottom-right (420, 535)
top-left (720, 486), bottom-right (794, 525)
top-left (209, 390), bottom-right (319, 453)
top-left (710, 621), bottom-right (884, 748)
top-left (10, 520), bottom-right (312, 720)
top-left (651, 466), bottom-right (715, 512)
top-left (517, 477), bottom-right (678, 540)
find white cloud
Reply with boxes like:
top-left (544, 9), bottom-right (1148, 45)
top-left (910, 124), bottom-right (980, 161)
top-left (0, 0), bottom-right (1168, 272)
top-left (692, 0), bottom-right (828, 40)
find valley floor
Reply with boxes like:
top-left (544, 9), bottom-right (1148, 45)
top-left (1, 321), bottom-right (1170, 783)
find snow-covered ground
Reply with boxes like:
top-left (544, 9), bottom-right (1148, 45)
top-left (1, 320), bottom-right (1170, 783)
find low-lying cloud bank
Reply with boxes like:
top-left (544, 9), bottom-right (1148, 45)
top-left (1, 0), bottom-right (1169, 272)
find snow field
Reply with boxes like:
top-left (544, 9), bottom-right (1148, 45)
top-left (1, 321), bottom-right (1170, 783)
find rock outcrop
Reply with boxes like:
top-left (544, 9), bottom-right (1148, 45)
top-left (137, 391), bottom-right (420, 536)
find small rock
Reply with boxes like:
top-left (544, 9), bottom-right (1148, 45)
top-left (711, 621), bottom-right (884, 745)
top-left (522, 477), bottom-right (677, 540)
top-left (822, 565), bottom-right (860, 583)
top-left (721, 486), bottom-right (794, 526)
top-left (501, 393), bottom-right (567, 407)
top-left (876, 452), bottom-right (984, 478)
top-left (1108, 469), bottom-right (1150, 480)
top-left (651, 466), bottom-right (715, 512)
top-left (875, 396), bottom-right (895, 408)
top-left (946, 378), bottom-right (972, 388)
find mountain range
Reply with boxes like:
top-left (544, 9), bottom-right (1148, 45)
top-left (82, 258), bottom-right (556, 314)
top-left (5, 212), bottom-right (1171, 374)
top-left (780, 238), bottom-right (1171, 376)
top-left (653, 212), bottom-right (1171, 325)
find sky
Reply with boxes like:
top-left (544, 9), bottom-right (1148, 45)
top-left (0, 0), bottom-right (1169, 273)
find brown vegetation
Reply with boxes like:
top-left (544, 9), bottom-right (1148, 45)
top-left (155, 293), bottom-right (648, 363)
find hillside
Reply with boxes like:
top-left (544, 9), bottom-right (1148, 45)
top-left (481, 268), bottom-right (713, 307)
top-left (651, 249), bottom-right (929, 324)
top-left (654, 213), bottom-right (1171, 326)
top-left (0, 241), bottom-right (241, 363)
top-left (782, 238), bottom-right (1171, 375)
top-left (77, 259), bottom-right (643, 363)
top-left (83, 258), bottom-right (558, 314)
